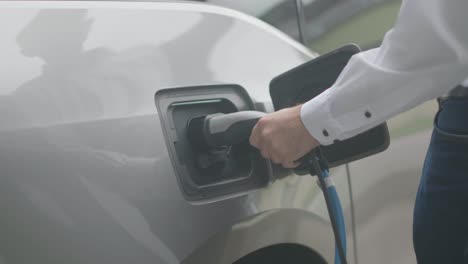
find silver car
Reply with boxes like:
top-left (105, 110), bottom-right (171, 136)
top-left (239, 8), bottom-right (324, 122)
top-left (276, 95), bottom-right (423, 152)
top-left (0, 1), bottom-right (435, 263)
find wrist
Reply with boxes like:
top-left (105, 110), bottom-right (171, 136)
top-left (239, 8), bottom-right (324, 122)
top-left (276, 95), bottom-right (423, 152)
top-left (300, 90), bottom-right (339, 146)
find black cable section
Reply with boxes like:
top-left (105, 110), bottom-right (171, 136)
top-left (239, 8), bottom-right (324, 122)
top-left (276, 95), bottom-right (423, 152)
top-left (309, 150), bottom-right (347, 264)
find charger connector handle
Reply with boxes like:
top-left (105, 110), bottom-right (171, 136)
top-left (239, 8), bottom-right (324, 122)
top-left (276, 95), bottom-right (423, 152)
top-left (203, 111), bottom-right (266, 148)
top-left (294, 148), bottom-right (329, 175)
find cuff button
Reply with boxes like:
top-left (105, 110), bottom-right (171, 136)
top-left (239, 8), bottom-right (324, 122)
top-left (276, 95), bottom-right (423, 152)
top-left (365, 111), bottom-right (372, 118)
top-left (322, 129), bottom-right (329, 137)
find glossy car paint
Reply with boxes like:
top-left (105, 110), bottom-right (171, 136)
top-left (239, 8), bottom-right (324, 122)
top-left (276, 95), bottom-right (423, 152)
top-left (0, 1), bottom-right (358, 263)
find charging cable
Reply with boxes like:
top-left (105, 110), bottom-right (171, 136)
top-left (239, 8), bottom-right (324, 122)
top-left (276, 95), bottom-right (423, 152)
top-left (300, 149), bottom-right (347, 264)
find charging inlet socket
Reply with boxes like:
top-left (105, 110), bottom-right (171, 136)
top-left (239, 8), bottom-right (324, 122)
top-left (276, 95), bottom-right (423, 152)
top-left (155, 84), bottom-right (271, 201)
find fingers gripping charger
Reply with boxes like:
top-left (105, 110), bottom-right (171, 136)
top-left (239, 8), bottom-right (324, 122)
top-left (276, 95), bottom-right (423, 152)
top-left (184, 44), bottom-right (390, 264)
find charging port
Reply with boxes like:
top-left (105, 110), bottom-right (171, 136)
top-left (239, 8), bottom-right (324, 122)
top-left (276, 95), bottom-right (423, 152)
top-left (171, 99), bottom-right (251, 186)
top-left (155, 84), bottom-right (270, 201)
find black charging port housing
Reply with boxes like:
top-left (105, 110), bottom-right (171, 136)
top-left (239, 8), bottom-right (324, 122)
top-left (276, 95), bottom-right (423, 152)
top-left (171, 99), bottom-right (251, 185)
top-left (155, 84), bottom-right (270, 201)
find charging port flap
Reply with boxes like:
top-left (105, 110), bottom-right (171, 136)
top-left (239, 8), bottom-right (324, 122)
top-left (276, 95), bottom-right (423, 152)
top-left (270, 44), bottom-right (390, 175)
top-left (155, 84), bottom-right (270, 201)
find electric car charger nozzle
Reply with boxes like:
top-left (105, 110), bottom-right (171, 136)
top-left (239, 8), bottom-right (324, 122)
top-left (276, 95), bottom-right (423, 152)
top-left (187, 111), bottom-right (266, 150)
top-left (187, 115), bottom-right (210, 151)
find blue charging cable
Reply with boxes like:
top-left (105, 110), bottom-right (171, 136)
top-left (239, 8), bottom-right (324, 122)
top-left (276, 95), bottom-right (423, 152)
top-left (304, 149), bottom-right (347, 264)
top-left (320, 167), bottom-right (347, 264)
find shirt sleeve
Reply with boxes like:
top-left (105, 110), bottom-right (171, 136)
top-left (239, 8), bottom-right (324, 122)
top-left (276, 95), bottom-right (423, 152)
top-left (301, 0), bottom-right (468, 145)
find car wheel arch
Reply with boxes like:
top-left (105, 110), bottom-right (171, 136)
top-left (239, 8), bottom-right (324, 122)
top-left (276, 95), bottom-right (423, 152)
top-left (182, 208), bottom-right (334, 264)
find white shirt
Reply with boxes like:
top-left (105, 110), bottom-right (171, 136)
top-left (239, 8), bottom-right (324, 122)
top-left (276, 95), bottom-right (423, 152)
top-left (301, 0), bottom-right (468, 145)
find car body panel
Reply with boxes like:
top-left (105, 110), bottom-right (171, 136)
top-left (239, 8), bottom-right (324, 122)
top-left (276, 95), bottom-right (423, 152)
top-left (182, 208), bottom-right (331, 264)
top-left (0, 1), bottom-right (355, 263)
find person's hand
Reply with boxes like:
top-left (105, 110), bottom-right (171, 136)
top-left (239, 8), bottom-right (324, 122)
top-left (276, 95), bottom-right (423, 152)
top-left (249, 104), bottom-right (320, 168)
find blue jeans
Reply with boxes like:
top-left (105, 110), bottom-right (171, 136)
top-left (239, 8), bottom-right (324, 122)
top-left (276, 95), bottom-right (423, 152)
top-left (413, 98), bottom-right (468, 263)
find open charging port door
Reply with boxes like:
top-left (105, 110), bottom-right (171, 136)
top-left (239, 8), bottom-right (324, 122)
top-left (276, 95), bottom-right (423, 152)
top-left (270, 44), bottom-right (390, 175)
